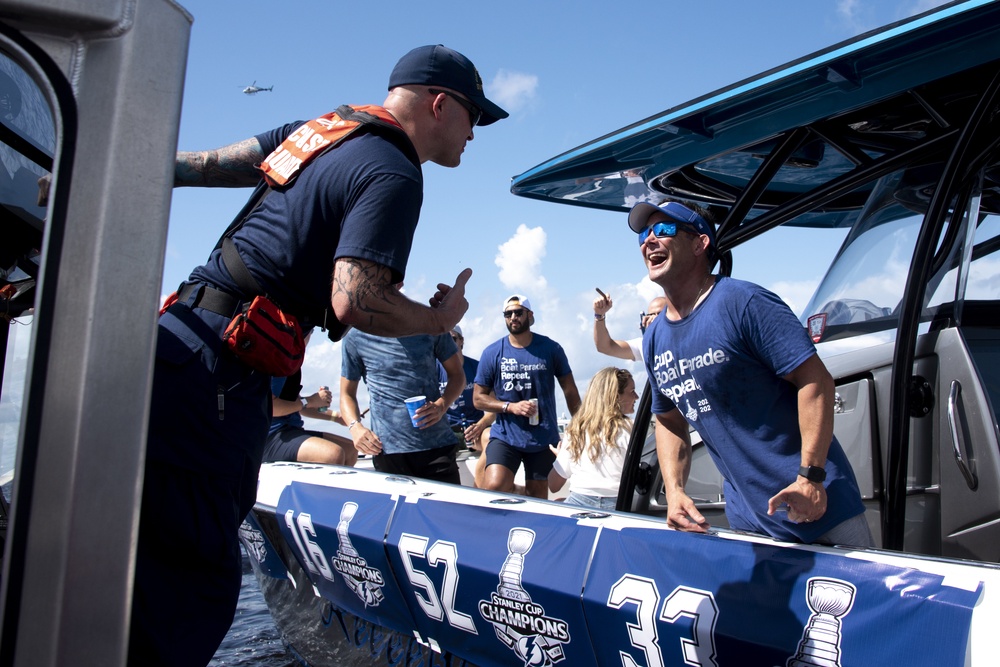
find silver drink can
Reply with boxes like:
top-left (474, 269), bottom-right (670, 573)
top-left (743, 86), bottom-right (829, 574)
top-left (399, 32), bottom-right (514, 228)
top-left (528, 398), bottom-right (539, 426)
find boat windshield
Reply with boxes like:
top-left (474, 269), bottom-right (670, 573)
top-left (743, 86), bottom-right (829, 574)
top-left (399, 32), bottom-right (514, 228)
top-left (0, 49), bottom-right (54, 505)
top-left (797, 165), bottom-right (1000, 350)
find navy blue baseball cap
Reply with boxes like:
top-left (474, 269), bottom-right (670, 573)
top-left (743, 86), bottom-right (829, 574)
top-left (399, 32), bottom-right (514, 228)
top-left (629, 200), bottom-right (717, 252)
top-left (389, 45), bottom-right (509, 126)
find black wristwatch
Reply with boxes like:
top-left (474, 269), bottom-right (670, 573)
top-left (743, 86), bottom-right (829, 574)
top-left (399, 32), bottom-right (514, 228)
top-left (798, 465), bottom-right (827, 483)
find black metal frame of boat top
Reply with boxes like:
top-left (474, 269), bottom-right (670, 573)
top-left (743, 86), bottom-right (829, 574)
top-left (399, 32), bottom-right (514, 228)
top-left (885, 68), bottom-right (1000, 549)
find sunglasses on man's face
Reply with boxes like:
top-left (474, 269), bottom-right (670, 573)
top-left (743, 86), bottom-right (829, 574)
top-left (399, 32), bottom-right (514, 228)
top-left (429, 88), bottom-right (481, 127)
top-left (637, 221), bottom-right (698, 245)
top-left (503, 308), bottom-right (526, 319)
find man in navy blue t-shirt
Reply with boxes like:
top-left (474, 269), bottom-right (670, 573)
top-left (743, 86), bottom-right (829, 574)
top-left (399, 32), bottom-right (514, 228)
top-left (631, 199), bottom-right (871, 547)
top-left (133, 45), bottom-right (508, 667)
top-left (474, 295), bottom-right (581, 498)
top-left (438, 325), bottom-right (494, 450)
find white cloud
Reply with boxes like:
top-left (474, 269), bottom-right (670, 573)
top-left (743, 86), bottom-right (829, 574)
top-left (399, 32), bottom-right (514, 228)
top-left (495, 223), bottom-right (548, 293)
top-left (487, 70), bottom-right (538, 115)
top-left (766, 279), bottom-right (821, 317)
top-left (903, 0), bottom-right (951, 18)
top-left (836, 0), bottom-right (862, 25)
top-left (837, 0), bottom-right (951, 34)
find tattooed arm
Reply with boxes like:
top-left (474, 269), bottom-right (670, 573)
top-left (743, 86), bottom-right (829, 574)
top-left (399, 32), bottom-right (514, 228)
top-left (175, 137), bottom-right (265, 187)
top-left (331, 257), bottom-right (472, 337)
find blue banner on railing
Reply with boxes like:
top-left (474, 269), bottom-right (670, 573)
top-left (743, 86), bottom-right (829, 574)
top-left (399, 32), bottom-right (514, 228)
top-left (252, 474), bottom-right (984, 666)
top-left (238, 512), bottom-right (287, 580)
top-left (275, 481), bottom-right (416, 635)
top-left (386, 498), bottom-right (602, 666)
top-left (583, 526), bottom-right (981, 667)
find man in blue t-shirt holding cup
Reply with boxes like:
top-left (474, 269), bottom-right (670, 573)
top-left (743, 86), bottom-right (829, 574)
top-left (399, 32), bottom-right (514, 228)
top-left (632, 199), bottom-right (872, 546)
top-left (474, 295), bottom-right (581, 498)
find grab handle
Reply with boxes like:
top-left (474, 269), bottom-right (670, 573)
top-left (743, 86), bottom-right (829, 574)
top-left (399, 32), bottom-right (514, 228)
top-left (948, 380), bottom-right (978, 490)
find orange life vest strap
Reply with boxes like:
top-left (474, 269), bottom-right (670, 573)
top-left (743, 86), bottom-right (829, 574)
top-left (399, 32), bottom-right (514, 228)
top-left (258, 105), bottom-right (404, 188)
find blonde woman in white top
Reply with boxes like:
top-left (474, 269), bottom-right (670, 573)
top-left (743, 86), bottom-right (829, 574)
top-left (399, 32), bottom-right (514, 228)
top-left (548, 367), bottom-right (639, 510)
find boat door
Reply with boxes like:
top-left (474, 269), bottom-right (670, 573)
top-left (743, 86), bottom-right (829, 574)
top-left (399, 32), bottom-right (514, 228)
top-left (929, 193), bottom-right (1000, 563)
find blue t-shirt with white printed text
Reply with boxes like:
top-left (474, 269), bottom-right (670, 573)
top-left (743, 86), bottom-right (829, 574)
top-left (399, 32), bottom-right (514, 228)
top-left (643, 276), bottom-right (864, 543)
top-left (475, 334), bottom-right (572, 452)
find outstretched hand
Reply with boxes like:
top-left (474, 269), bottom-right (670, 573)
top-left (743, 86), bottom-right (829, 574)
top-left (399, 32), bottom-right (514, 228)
top-left (429, 268), bottom-right (472, 331)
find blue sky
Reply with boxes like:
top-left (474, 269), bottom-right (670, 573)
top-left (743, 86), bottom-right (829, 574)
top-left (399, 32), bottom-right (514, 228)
top-left (165, 0), bottom-right (947, 427)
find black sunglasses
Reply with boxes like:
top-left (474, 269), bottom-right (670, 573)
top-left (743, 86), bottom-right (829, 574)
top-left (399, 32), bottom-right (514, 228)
top-left (429, 88), bottom-right (481, 127)
top-left (503, 308), bottom-right (526, 319)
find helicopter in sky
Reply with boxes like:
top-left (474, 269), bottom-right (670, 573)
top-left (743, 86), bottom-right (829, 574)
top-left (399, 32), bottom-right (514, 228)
top-left (242, 80), bottom-right (273, 95)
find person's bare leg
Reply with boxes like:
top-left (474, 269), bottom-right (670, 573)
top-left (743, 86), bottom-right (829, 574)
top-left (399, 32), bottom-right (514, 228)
top-left (524, 480), bottom-right (548, 499)
top-left (296, 434), bottom-right (357, 466)
top-left (481, 464), bottom-right (516, 493)
top-left (473, 439), bottom-right (490, 488)
top-left (474, 451), bottom-right (489, 488)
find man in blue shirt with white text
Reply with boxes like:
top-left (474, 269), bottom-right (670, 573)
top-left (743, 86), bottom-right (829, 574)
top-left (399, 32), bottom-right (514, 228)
top-left (632, 199), bottom-right (872, 546)
top-left (474, 295), bottom-right (581, 498)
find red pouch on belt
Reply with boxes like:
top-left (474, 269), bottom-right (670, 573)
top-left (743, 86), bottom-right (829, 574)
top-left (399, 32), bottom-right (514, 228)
top-left (223, 295), bottom-right (304, 377)
top-left (159, 291), bottom-right (178, 316)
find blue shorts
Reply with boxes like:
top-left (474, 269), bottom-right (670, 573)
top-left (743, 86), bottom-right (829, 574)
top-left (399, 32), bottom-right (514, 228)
top-left (263, 425), bottom-right (324, 462)
top-left (485, 439), bottom-right (555, 481)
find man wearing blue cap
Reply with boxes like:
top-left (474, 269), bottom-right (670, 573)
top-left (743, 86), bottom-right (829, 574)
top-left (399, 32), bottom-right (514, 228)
top-left (632, 199), bottom-right (872, 547)
top-left (133, 45), bottom-right (508, 667)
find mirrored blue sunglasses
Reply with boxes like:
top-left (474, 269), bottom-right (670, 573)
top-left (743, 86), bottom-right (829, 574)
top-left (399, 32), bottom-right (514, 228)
top-left (637, 221), bottom-right (697, 245)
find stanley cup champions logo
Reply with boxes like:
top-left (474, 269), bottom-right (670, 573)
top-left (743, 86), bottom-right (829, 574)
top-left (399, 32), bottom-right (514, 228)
top-left (786, 577), bottom-right (856, 667)
top-left (238, 521), bottom-right (267, 563)
top-left (479, 528), bottom-right (571, 666)
top-left (332, 502), bottom-right (385, 607)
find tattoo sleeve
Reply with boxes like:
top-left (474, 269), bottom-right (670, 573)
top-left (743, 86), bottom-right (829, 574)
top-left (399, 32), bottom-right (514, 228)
top-left (175, 137), bottom-right (266, 187)
top-left (332, 257), bottom-right (422, 336)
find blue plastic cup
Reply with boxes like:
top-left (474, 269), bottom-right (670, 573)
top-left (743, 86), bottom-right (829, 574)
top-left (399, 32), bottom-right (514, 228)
top-left (404, 395), bottom-right (426, 428)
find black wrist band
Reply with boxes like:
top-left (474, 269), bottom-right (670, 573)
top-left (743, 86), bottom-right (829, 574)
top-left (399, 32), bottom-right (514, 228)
top-left (798, 465), bottom-right (827, 482)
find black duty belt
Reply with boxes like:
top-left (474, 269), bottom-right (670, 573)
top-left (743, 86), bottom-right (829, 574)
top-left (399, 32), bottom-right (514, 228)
top-left (176, 283), bottom-right (243, 319)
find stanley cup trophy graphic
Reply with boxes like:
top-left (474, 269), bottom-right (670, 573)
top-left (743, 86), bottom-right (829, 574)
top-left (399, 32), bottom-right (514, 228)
top-left (337, 502), bottom-right (360, 558)
top-left (786, 578), bottom-right (856, 667)
top-left (491, 527), bottom-right (564, 666)
top-left (498, 527), bottom-right (535, 603)
top-left (335, 501), bottom-right (384, 607)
